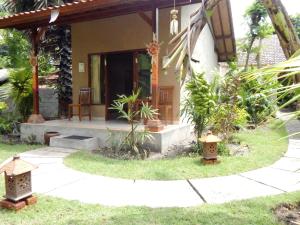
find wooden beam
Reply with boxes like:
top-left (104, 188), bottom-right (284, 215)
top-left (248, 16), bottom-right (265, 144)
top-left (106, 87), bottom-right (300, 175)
top-left (27, 28), bottom-right (45, 123)
top-left (138, 12), bottom-right (152, 27)
top-left (0, 0), bottom-right (200, 30)
top-left (31, 29), bottom-right (39, 115)
top-left (216, 3), bottom-right (229, 61)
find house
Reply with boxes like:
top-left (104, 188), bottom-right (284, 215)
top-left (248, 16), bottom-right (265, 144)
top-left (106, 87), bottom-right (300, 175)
top-left (0, 0), bottom-right (235, 152)
top-left (238, 35), bottom-right (286, 68)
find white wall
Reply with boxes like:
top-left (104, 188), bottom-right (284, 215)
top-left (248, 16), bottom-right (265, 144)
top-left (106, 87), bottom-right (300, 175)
top-left (180, 3), bottom-right (219, 82)
top-left (180, 4), bottom-right (219, 124)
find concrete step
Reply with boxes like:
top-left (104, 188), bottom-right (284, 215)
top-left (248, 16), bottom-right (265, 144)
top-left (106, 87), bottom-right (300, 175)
top-left (50, 135), bottom-right (99, 151)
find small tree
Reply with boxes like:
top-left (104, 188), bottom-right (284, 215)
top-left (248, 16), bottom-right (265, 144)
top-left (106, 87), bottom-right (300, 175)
top-left (110, 90), bottom-right (157, 158)
top-left (182, 72), bottom-right (215, 150)
top-left (242, 0), bottom-right (273, 70)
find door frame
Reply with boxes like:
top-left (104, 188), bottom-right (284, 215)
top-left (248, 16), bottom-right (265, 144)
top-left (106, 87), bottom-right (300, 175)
top-left (98, 48), bottom-right (146, 120)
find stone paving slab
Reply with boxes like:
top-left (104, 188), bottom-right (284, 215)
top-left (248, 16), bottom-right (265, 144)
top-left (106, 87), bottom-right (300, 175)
top-left (46, 175), bottom-right (203, 207)
top-left (20, 150), bottom-right (71, 158)
top-left (19, 156), bottom-right (64, 165)
top-left (241, 167), bottom-right (300, 192)
top-left (271, 157), bottom-right (300, 172)
top-left (189, 175), bottom-right (282, 203)
top-left (32, 167), bottom-right (86, 194)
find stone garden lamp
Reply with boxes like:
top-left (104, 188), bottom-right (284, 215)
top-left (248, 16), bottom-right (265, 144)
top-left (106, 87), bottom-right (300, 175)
top-left (199, 131), bottom-right (221, 164)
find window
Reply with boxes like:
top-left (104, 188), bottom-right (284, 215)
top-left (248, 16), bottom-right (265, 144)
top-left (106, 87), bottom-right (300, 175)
top-left (89, 54), bottom-right (105, 104)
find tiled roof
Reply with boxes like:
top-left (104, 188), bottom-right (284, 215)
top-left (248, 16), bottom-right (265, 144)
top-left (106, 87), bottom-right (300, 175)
top-left (238, 35), bottom-right (286, 67)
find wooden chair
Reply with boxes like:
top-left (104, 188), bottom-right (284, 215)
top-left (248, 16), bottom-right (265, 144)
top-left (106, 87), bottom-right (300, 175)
top-left (68, 88), bottom-right (92, 121)
top-left (158, 86), bottom-right (174, 124)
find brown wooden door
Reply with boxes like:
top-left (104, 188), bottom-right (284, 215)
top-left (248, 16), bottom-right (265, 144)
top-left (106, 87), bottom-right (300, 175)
top-left (105, 52), bottom-right (134, 120)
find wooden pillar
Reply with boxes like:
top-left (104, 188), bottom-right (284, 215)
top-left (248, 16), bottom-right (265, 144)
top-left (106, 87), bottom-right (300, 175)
top-left (27, 28), bottom-right (45, 124)
top-left (146, 5), bottom-right (164, 132)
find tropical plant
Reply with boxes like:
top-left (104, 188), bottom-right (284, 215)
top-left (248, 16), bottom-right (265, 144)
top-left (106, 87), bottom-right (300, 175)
top-left (210, 64), bottom-right (249, 138)
top-left (110, 90), bottom-right (157, 158)
top-left (182, 72), bottom-right (215, 150)
top-left (242, 50), bottom-right (300, 122)
top-left (9, 68), bottom-right (33, 121)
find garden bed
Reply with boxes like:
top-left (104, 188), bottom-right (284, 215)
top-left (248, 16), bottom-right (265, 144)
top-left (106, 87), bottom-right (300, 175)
top-left (64, 119), bottom-right (288, 180)
top-left (274, 203), bottom-right (300, 225)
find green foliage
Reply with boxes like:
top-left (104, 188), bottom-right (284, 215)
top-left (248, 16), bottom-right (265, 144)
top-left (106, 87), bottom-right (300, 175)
top-left (38, 52), bottom-right (57, 76)
top-left (244, 93), bottom-right (274, 124)
top-left (244, 1), bottom-right (269, 36)
top-left (217, 142), bottom-right (230, 156)
top-left (0, 116), bottom-right (13, 135)
top-left (0, 101), bottom-right (7, 111)
top-left (210, 65), bottom-right (249, 138)
top-left (211, 105), bottom-right (249, 135)
top-left (182, 72), bottom-right (215, 149)
top-left (0, 29), bottom-right (30, 68)
top-left (9, 68), bottom-right (33, 121)
top-left (240, 74), bottom-right (277, 125)
top-left (234, 106), bottom-right (249, 127)
top-left (109, 90), bottom-right (157, 158)
top-left (291, 14), bottom-right (300, 39)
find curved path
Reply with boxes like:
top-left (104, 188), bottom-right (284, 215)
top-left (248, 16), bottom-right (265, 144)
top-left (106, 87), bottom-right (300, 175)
top-left (17, 119), bottom-right (300, 208)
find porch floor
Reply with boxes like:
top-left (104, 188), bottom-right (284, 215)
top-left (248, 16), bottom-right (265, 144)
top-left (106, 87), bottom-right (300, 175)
top-left (20, 118), bottom-right (193, 153)
top-left (35, 118), bottom-right (180, 132)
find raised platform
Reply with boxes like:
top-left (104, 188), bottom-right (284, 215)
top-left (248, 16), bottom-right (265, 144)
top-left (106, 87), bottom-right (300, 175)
top-left (21, 119), bottom-right (193, 153)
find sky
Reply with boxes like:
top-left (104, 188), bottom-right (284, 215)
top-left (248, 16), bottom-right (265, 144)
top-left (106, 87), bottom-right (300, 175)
top-left (231, 0), bottom-right (300, 39)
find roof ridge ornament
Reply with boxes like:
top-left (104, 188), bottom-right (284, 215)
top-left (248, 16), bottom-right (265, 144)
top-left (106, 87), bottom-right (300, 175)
top-left (50, 9), bottom-right (60, 24)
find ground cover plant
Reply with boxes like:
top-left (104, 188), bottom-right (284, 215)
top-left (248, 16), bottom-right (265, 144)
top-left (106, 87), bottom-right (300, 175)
top-left (65, 119), bottom-right (287, 180)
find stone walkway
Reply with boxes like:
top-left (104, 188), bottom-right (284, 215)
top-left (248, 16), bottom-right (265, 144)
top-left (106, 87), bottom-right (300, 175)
top-left (14, 119), bottom-right (300, 208)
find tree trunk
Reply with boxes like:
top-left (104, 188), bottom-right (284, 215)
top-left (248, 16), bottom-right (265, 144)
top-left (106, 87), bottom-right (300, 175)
top-left (261, 0), bottom-right (300, 106)
top-left (256, 38), bottom-right (263, 68)
top-left (245, 36), bottom-right (256, 71)
top-left (260, 0), bottom-right (300, 59)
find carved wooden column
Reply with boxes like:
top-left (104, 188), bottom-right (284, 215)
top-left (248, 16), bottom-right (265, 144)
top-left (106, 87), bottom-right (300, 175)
top-left (146, 5), bottom-right (164, 132)
top-left (27, 28), bottom-right (45, 124)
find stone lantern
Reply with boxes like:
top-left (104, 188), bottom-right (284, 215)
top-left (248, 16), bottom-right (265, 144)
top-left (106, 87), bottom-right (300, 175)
top-left (199, 131), bottom-right (221, 164)
top-left (0, 155), bottom-right (38, 210)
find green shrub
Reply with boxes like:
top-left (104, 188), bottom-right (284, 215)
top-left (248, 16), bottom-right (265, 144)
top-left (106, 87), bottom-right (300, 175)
top-left (0, 117), bottom-right (13, 134)
top-left (182, 72), bottom-right (215, 151)
top-left (211, 105), bottom-right (249, 136)
top-left (244, 93), bottom-right (274, 124)
top-left (9, 68), bottom-right (33, 121)
top-left (217, 142), bottom-right (230, 156)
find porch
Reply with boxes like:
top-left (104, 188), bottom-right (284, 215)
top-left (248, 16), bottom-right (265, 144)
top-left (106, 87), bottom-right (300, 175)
top-left (20, 118), bottom-right (193, 153)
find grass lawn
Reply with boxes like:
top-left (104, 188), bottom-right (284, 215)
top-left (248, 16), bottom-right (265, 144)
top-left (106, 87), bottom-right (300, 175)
top-left (0, 131), bottom-right (297, 225)
top-left (0, 190), bottom-right (299, 224)
top-left (65, 119), bottom-right (288, 180)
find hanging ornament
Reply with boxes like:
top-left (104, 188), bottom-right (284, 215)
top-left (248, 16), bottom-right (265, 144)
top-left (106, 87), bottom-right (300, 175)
top-left (146, 34), bottom-right (161, 65)
top-left (170, 0), bottom-right (179, 36)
